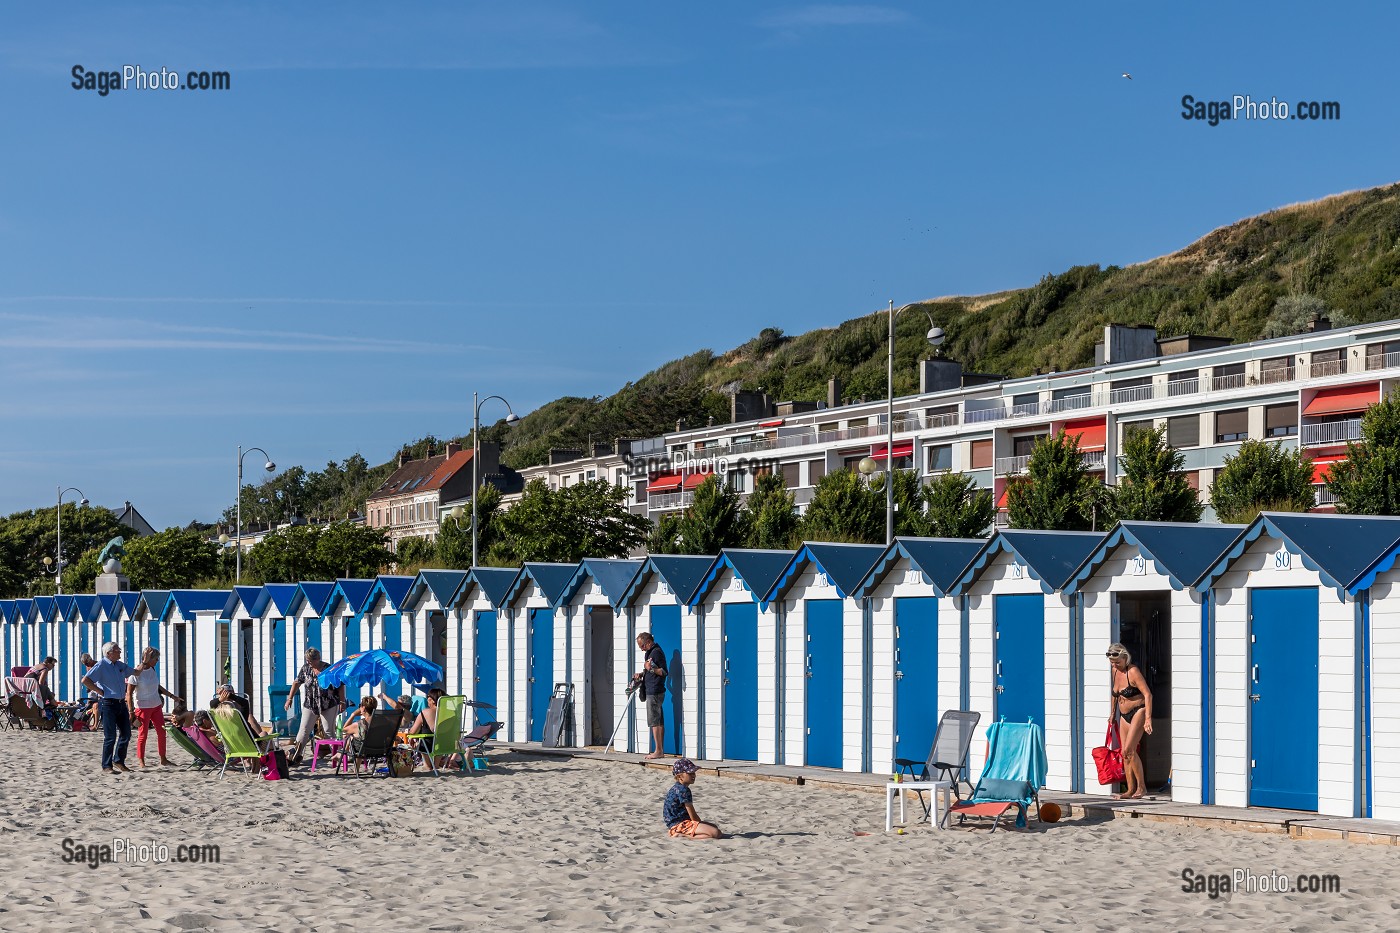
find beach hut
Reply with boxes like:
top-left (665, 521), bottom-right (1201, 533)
top-left (553, 558), bottom-right (643, 748)
top-left (67, 596), bottom-right (101, 696)
top-left (1346, 527), bottom-right (1400, 821)
top-left (948, 530), bottom-right (1103, 788)
top-left (158, 590), bottom-right (232, 707)
top-left (1195, 513), bottom-right (1400, 816)
top-left (96, 594), bottom-right (118, 648)
top-left (852, 537), bottom-right (986, 773)
top-left (287, 582), bottom-right (337, 665)
top-left (359, 576), bottom-right (414, 696)
top-left (250, 584), bottom-right (300, 721)
top-left (52, 595), bottom-right (77, 701)
top-left (402, 570), bottom-right (465, 688)
top-left (13, 600), bottom-right (35, 667)
top-left (445, 567), bottom-right (518, 721)
top-left (107, 592), bottom-right (140, 662)
top-left (132, 590), bottom-right (170, 660)
top-left (1061, 522), bottom-right (1245, 801)
top-left (0, 600), bottom-right (15, 675)
top-left (761, 544), bottom-right (886, 772)
top-left (613, 555), bottom-right (714, 757)
top-left (32, 596), bottom-right (56, 669)
top-left (322, 579), bottom-right (374, 683)
top-left (221, 586), bottom-right (263, 713)
top-left (501, 563), bottom-right (578, 743)
top-left (687, 550), bottom-right (795, 764)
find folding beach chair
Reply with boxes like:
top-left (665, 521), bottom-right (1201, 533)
top-left (342, 710), bottom-right (400, 777)
top-left (167, 725), bottom-right (221, 772)
top-left (893, 710), bottom-right (981, 817)
top-left (458, 720), bottom-right (503, 774)
top-left (211, 706), bottom-right (278, 778)
top-left (407, 695), bottom-right (466, 777)
top-left (3, 677), bottom-right (56, 731)
top-left (943, 719), bottom-right (1047, 833)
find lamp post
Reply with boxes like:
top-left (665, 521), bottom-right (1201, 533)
top-left (472, 392), bottom-right (520, 567)
top-left (864, 300), bottom-right (945, 545)
top-left (44, 485), bottom-right (89, 594)
top-left (234, 446), bottom-right (276, 582)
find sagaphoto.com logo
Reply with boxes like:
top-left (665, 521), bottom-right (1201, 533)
top-left (72, 65), bottom-right (231, 97)
top-left (1181, 94), bottom-right (1339, 126)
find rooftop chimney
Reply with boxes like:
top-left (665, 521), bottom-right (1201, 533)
top-left (397, 449), bottom-right (410, 467)
top-left (445, 441), bottom-right (462, 457)
top-left (827, 377), bottom-right (843, 409)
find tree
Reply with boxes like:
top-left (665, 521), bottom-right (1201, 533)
top-left (923, 473), bottom-right (995, 538)
top-left (1007, 430), bottom-right (1102, 531)
top-left (647, 512), bottom-right (686, 555)
top-left (495, 479), bottom-right (650, 563)
top-left (316, 521), bottom-right (394, 578)
top-left (123, 528), bottom-right (220, 589)
top-left (63, 547), bottom-right (104, 594)
top-left (890, 469), bottom-right (933, 537)
top-left (1261, 293), bottom-right (1355, 339)
top-left (801, 469), bottom-right (884, 544)
top-left (744, 472), bottom-right (800, 549)
top-left (0, 503), bottom-right (129, 598)
top-left (1111, 426), bottom-right (1204, 524)
top-left (247, 525), bottom-right (325, 583)
top-left (394, 535), bottom-right (436, 571)
top-left (1209, 439), bottom-right (1316, 524)
top-left (1325, 388), bottom-right (1400, 514)
top-left (676, 476), bottom-right (749, 555)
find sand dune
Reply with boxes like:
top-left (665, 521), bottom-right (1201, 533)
top-left (3, 730), bottom-right (1398, 931)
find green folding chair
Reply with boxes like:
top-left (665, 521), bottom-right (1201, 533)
top-left (407, 696), bottom-right (465, 777)
top-left (211, 707), bottom-right (277, 778)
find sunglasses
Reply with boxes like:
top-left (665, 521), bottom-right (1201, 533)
top-left (1105, 651), bottom-right (1124, 658)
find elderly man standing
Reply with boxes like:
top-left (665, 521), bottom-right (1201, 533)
top-left (81, 642), bottom-right (135, 774)
top-left (633, 631), bottom-right (668, 760)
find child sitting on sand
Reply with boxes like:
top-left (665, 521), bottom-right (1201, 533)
top-left (663, 759), bottom-right (723, 839)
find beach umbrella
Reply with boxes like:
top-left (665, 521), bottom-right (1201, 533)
top-left (317, 649), bottom-right (444, 691)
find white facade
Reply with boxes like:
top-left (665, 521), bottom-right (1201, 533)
top-left (619, 570), bottom-right (702, 758)
top-left (692, 564), bottom-right (782, 763)
top-left (1365, 569), bottom-right (1400, 820)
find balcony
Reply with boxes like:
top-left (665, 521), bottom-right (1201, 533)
top-left (1167, 377), bottom-right (1200, 397)
top-left (1047, 393), bottom-right (1095, 414)
top-left (1081, 450), bottom-right (1107, 469)
top-left (1109, 385), bottom-right (1154, 405)
top-left (1368, 351), bottom-right (1400, 371)
top-left (1258, 366), bottom-right (1295, 385)
top-left (648, 491), bottom-right (693, 512)
top-left (1300, 419), bottom-right (1362, 447)
top-left (1310, 358), bottom-right (1346, 379)
top-left (1212, 373), bottom-right (1247, 391)
top-left (995, 454), bottom-right (1031, 475)
top-left (1315, 486), bottom-right (1339, 506)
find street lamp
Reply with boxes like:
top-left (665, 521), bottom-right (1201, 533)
top-left (875, 300), bottom-right (945, 545)
top-left (44, 486), bottom-right (89, 595)
top-left (472, 392), bottom-right (520, 567)
top-left (234, 446), bottom-right (276, 582)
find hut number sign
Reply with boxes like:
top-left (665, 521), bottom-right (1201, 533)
top-left (1129, 556), bottom-right (1147, 576)
top-left (1273, 548), bottom-right (1291, 571)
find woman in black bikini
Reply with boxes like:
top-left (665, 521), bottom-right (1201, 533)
top-left (1107, 643), bottom-right (1153, 799)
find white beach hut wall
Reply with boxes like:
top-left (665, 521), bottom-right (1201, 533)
top-left (446, 567), bottom-right (518, 728)
top-left (552, 558), bottom-right (643, 750)
top-left (500, 563), bottom-right (578, 744)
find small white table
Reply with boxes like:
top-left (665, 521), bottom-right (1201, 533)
top-left (885, 779), bottom-right (953, 832)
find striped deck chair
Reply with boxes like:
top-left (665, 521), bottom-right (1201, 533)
top-left (942, 719), bottom-right (1047, 833)
top-left (167, 725), bottom-right (221, 771)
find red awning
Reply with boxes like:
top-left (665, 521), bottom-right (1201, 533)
top-left (997, 486), bottom-right (1011, 509)
top-left (870, 441), bottom-right (914, 459)
top-left (1062, 417), bottom-right (1107, 451)
top-left (1303, 383), bottom-right (1379, 417)
top-left (683, 472), bottom-right (713, 490)
top-left (648, 473), bottom-right (683, 492)
top-left (758, 419), bottom-right (785, 428)
top-left (1311, 454), bottom-right (1347, 485)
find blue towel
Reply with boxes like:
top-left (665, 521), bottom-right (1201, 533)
top-left (969, 720), bottom-right (1048, 828)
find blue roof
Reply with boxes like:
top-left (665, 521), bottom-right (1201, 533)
top-left (288, 582), bottom-right (337, 618)
top-left (505, 563), bottom-right (579, 607)
top-left (456, 567), bottom-right (520, 609)
top-left (13, 599), bottom-right (34, 624)
top-left (164, 589), bottom-right (233, 621)
top-left (54, 595), bottom-right (76, 620)
top-left (407, 570), bottom-right (468, 611)
top-left (615, 555), bottom-right (714, 610)
top-left (1064, 522), bottom-right (1246, 594)
top-left (0, 600), bottom-right (13, 623)
top-left (252, 584), bottom-right (300, 619)
top-left (950, 530), bottom-right (1105, 595)
top-left (688, 549), bottom-right (795, 607)
top-left (854, 537), bottom-right (987, 600)
top-left (72, 595), bottom-right (101, 623)
top-left (324, 579), bottom-right (376, 619)
top-left (767, 542), bottom-right (886, 604)
top-left (220, 586), bottom-right (264, 620)
top-left (97, 594), bottom-right (119, 619)
top-left (556, 559), bottom-right (644, 608)
top-left (115, 592), bottom-right (141, 619)
top-left (137, 591), bottom-right (170, 620)
top-left (1197, 513), bottom-right (1400, 595)
top-left (362, 576), bottom-right (414, 615)
top-left (33, 596), bottom-right (56, 623)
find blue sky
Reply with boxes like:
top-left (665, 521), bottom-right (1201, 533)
top-left (2, 2), bottom-right (1396, 528)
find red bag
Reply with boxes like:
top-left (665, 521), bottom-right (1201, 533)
top-left (1092, 721), bottom-right (1125, 785)
top-left (261, 748), bottom-right (289, 781)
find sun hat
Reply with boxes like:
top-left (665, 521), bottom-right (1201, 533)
top-left (673, 758), bottom-right (698, 776)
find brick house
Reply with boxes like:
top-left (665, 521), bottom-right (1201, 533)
top-left (365, 442), bottom-right (511, 549)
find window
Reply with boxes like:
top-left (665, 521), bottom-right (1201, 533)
top-left (615, 469), bottom-right (626, 487)
top-left (1052, 386), bottom-right (1091, 410)
top-left (1012, 434), bottom-right (1045, 457)
top-left (1311, 348), bottom-right (1345, 378)
top-left (970, 439), bottom-right (993, 470)
top-left (925, 404), bottom-right (958, 428)
top-left (586, 470), bottom-right (597, 482)
top-left (927, 444), bottom-right (953, 472)
top-left (1168, 370), bottom-right (1200, 396)
top-left (1011, 392), bottom-right (1039, 413)
top-left (781, 462), bottom-right (800, 488)
top-left (1367, 341), bottom-right (1400, 371)
top-left (728, 471), bottom-right (745, 492)
top-left (634, 480), bottom-right (647, 503)
top-left (1120, 419), bottom-right (1153, 441)
top-left (1212, 363), bottom-right (1246, 390)
top-left (808, 458), bottom-right (826, 484)
top-left (1259, 356), bottom-right (1294, 384)
top-left (1265, 404), bottom-right (1297, 437)
top-left (1167, 415), bottom-right (1200, 448)
top-left (847, 418), bottom-right (868, 429)
top-left (1216, 409), bottom-right (1249, 443)
top-left (842, 454), bottom-right (867, 472)
top-left (1110, 376), bottom-right (1153, 404)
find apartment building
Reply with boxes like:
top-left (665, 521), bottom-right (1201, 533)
top-left (366, 442), bottom-right (512, 548)
top-left (522, 319), bottom-right (1400, 524)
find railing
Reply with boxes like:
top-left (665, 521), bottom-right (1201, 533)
top-left (926, 411), bottom-right (961, 429)
top-left (1212, 373), bottom-right (1247, 391)
top-left (1047, 393), bottom-right (1093, 414)
top-left (995, 454), bottom-right (1032, 475)
top-left (1315, 486), bottom-right (1339, 505)
top-left (993, 510), bottom-right (1011, 527)
top-left (1368, 351), bottom-right (1400, 371)
top-left (1300, 419), bottom-right (1362, 447)
top-left (1310, 358), bottom-right (1346, 379)
top-left (1167, 377), bottom-right (1200, 397)
top-left (648, 491), bottom-right (693, 511)
top-left (1259, 366), bottom-right (1295, 385)
top-left (1081, 450), bottom-right (1107, 469)
top-left (1109, 384), bottom-right (1154, 405)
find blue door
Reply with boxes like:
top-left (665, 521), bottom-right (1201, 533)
top-left (895, 596), bottom-right (939, 763)
top-left (39, 622), bottom-right (48, 663)
top-left (995, 594), bottom-right (1044, 727)
top-left (147, 620), bottom-right (160, 653)
top-left (306, 618), bottom-right (323, 656)
top-left (381, 615), bottom-right (402, 695)
top-left (102, 621), bottom-right (112, 648)
top-left (123, 621), bottom-right (136, 663)
top-left (529, 609), bottom-right (554, 742)
top-left (649, 605), bottom-right (684, 755)
top-left (58, 623), bottom-right (70, 701)
top-left (475, 611), bottom-right (498, 722)
top-left (805, 599), bottom-right (844, 768)
top-left (271, 618), bottom-right (287, 687)
top-left (1249, 587), bottom-right (1319, 810)
top-left (344, 615), bottom-right (360, 655)
top-left (722, 602), bottom-right (758, 761)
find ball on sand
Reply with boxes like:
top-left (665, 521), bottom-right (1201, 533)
top-left (1039, 802), bottom-right (1062, 823)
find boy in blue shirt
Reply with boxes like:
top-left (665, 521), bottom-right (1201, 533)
top-left (663, 758), bottom-right (723, 839)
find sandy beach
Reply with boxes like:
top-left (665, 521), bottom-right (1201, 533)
top-left (3, 730), bottom-right (1398, 932)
